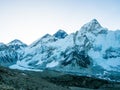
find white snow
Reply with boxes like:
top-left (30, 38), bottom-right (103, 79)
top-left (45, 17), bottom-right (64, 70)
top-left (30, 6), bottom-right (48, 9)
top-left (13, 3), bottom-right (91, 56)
top-left (88, 30), bottom-right (120, 71)
top-left (48, 33), bottom-right (74, 51)
top-left (46, 61), bottom-right (59, 68)
top-left (10, 64), bottom-right (42, 72)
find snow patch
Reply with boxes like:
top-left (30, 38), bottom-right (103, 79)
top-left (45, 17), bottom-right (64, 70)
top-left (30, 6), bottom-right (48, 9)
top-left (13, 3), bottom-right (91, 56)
top-left (46, 61), bottom-right (59, 68)
top-left (9, 64), bottom-right (42, 72)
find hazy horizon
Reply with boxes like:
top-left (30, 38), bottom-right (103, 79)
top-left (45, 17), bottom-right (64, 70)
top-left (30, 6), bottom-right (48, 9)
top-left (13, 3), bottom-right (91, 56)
top-left (0, 0), bottom-right (120, 44)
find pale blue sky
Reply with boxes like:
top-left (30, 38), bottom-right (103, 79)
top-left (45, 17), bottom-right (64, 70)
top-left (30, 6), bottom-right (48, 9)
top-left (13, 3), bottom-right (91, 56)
top-left (0, 0), bottom-right (120, 44)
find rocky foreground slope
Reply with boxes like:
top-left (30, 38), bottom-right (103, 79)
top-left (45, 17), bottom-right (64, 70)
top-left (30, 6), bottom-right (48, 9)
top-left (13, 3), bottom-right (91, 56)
top-left (0, 66), bottom-right (120, 90)
top-left (0, 66), bottom-right (69, 90)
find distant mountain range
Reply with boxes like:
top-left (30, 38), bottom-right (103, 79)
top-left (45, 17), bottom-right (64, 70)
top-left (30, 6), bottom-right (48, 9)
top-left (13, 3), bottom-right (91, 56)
top-left (1, 19), bottom-right (120, 81)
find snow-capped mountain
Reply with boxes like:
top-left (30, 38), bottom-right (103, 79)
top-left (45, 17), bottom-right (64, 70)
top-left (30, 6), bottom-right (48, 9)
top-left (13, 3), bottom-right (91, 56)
top-left (0, 43), bottom-right (18, 66)
top-left (7, 39), bottom-right (28, 60)
top-left (7, 39), bottom-right (27, 51)
top-left (9, 19), bottom-right (120, 80)
top-left (0, 39), bottom-right (27, 67)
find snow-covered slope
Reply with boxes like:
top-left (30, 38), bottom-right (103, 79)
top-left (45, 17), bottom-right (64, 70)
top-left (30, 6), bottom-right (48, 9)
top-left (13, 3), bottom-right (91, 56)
top-left (0, 39), bottom-right (27, 67)
top-left (0, 43), bottom-right (18, 66)
top-left (10, 19), bottom-right (120, 79)
top-left (7, 39), bottom-right (27, 59)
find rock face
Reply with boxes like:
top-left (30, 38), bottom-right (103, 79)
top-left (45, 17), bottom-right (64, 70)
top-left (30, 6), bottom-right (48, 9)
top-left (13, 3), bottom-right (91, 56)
top-left (53, 29), bottom-right (68, 39)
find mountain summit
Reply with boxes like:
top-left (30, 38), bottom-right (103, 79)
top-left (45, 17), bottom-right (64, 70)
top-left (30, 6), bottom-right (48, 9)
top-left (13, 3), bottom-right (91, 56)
top-left (8, 39), bottom-right (26, 46)
top-left (81, 19), bottom-right (102, 29)
top-left (53, 29), bottom-right (68, 39)
top-left (80, 19), bottom-right (104, 35)
top-left (7, 39), bottom-right (27, 51)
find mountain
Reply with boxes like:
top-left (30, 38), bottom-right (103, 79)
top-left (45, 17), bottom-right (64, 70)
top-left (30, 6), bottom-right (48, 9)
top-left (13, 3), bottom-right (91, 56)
top-left (0, 43), bottom-right (18, 66)
top-left (9, 19), bottom-right (120, 81)
top-left (7, 39), bottom-right (28, 59)
top-left (7, 39), bottom-right (27, 51)
top-left (0, 39), bottom-right (27, 67)
top-left (53, 29), bottom-right (68, 39)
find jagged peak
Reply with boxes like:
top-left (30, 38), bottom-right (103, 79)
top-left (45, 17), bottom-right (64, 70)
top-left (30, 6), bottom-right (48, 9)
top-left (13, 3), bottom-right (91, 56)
top-left (81, 19), bottom-right (102, 30)
top-left (91, 19), bottom-right (99, 24)
top-left (79, 19), bottom-right (105, 35)
top-left (89, 19), bottom-right (101, 25)
top-left (30, 34), bottom-right (54, 48)
top-left (53, 29), bottom-right (68, 39)
top-left (7, 39), bottom-right (27, 46)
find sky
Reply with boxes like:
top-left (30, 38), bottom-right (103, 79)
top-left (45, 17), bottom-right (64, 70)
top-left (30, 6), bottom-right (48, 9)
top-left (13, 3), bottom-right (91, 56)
top-left (0, 0), bottom-right (120, 44)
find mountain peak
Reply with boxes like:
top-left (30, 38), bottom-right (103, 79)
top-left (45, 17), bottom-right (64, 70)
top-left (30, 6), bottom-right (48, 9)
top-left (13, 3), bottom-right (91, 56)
top-left (7, 39), bottom-right (27, 46)
top-left (80, 19), bottom-right (103, 34)
top-left (53, 29), bottom-right (68, 39)
top-left (90, 19), bottom-right (102, 26)
top-left (84, 19), bottom-right (101, 28)
top-left (91, 19), bottom-right (99, 23)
